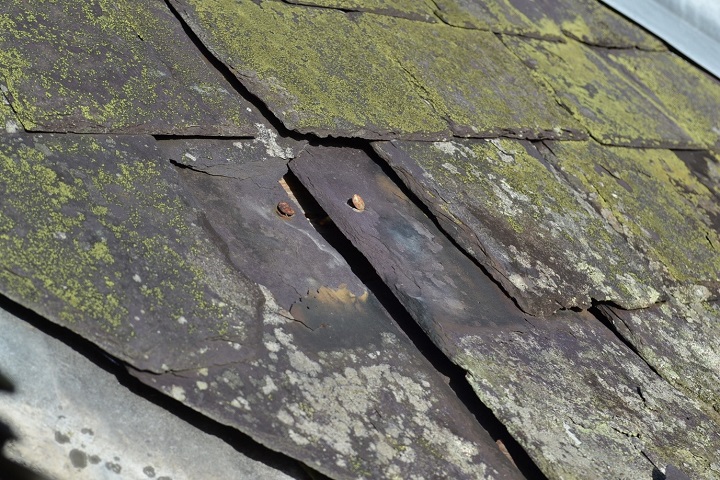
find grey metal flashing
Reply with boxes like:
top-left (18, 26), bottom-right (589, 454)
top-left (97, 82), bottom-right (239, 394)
top-left (599, 0), bottom-right (720, 78)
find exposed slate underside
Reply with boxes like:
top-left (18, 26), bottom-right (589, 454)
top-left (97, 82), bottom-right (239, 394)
top-left (2, 0), bottom-right (720, 479)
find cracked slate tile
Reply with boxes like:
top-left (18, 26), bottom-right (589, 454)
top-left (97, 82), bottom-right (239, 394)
top-left (141, 139), bottom-right (524, 479)
top-left (598, 48), bottom-right (720, 150)
top-left (434, 0), bottom-right (664, 49)
top-left (0, 0), bottom-right (260, 135)
top-left (502, 36), bottom-right (699, 148)
top-left (288, 145), bottom-right (720, 479)
top-left (0, 306), bottom-right (302, 480)
top-left (0, 133), bottom-right (262, 373)
top-left (281, 0), bottom-right (439, 22)
top-left (0, 92), bottom-right (20, 134)
top-left (542, 140), bottom-right (720, 288)
top-left (373, 139), bottom-right (662, 316)
top-left (598, 287), bottom-right (720, 420)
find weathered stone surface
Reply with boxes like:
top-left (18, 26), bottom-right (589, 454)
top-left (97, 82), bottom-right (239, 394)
top-left (170, 0), bottom-right (582, 140)
top-left (543, 140), bottom-right (720, 286)
top-left (0, 133), bottom-right (262, 373)
top-left (373, 139), bottom-right (662, 316)
top-left (0, 305), bottom-right (301, 480)
top-left (599, 287), bottom-right (720, 417)
top-left (0, 92), bottom-right (20, 134)
top-left (170, 0), bottom-right (450, 139)
top-left (0, 0), bottom-right (259, 135)
top-left (289, 145), bottom-right (720, 479)
top-left (599, 49), bottom-right (720, 150)
top-left (282, 0), bottom-right (438, 22)
top-left (150, 139), bottom-right (524, 479)
top-left (434, 0), bottom-right (664, 49)
top-left (458, 311), bottom-right (720, 479)
top-left (502, 36), bottom-right (699, 148)
top-left (674, 150), bottom-right (720, 220)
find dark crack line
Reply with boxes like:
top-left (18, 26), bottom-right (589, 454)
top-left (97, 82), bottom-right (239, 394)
top-left (281, 168), bottom-right (548, 480)
top-left (0, 292), bottom-right (317, 480)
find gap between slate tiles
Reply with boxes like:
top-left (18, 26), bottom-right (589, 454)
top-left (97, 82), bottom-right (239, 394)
top-left (0, 292), bottom-right (323, 480)
top-left (280, 168), bottom-right (548, 480)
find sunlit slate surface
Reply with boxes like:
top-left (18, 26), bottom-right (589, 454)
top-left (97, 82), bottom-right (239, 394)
top-left (435, 0), bottom-right (665, 48)
top-left (0, 0), bottom-right (259, 135)
top-left (170, 0), bottom-right (583, 140)
top-left (373, 139), bottom-right (661, 316)
top-left (289, 146), bottom-right (720, 479)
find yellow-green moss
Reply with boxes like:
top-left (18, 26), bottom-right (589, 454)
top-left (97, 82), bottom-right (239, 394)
top-left (0, 0), bottom-right (255, 134)
top-left (549, 140), bottom-right (720, 283)
top-left (284, 0), bottom-right (437, 21)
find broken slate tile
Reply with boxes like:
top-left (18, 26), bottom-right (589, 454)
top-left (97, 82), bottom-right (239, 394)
top-left (289, 145), bottom-right (720, 478)
top-left (599, 48), bottom-right (720, 150)
top-left (170, 0), bottom-right (450, 139)
top-left (372, 139), bottom-right (662, 316)
top-left (598, 287), bottom-right (720, 417)
top-left (0, 0), bottom-right (260, 135)
top-left (543, 140), bottom-right (720, 287)
top-left (435, 0), bottom-right (664, 49)
top-left (502, 36), bottom-right (698, 148)
top-left (369, 15), bottom-right (585, 140)
top-left (0, 305), bottom-right (301, 480)
top-left (0, 133), bottom-right (263, 373)
top-left (282, 0), bottom-right (438, 22)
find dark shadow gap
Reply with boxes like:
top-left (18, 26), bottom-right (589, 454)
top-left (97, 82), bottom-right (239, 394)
top-left (281, 170), bottom-right (548, 480)
top-left (0, 294), bottom-right (318, 480)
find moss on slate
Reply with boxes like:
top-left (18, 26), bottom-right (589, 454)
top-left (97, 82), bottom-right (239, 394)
top-left (282, 0), bottom-right (438, 22)
top-left (502, 36), bottom-right (697, 148)
top-left (176, 0), bottom-right (449, 138)
top-left (0, 133), bottom-right (258, 371)
top-left (547, 140), bottom-right (720, 284)
top-left (0, 0), bottom-right (256, 135)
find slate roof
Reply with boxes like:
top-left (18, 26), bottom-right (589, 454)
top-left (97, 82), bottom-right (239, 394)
top-left (1, 0), bottom-right (720, 479)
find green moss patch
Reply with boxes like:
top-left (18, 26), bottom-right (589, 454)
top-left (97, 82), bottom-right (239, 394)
top-left (282, 0), bottom-right (438, 22)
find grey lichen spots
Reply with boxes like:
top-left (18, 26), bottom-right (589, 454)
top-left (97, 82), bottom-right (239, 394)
top-left (600, 288), bottom-right (720, 417)
top-left (0, 133), bottom-right (262, 372)
top-left (0, 0), bottom-right (259, 135)
top-left (456, 311), bottom-right (720, 479)
top-left (501, 36), bottom-right (699, 148)
top-left (373, 139), bottom-right (661, 316)
top-left (0, 89), bottom-right (20, 134)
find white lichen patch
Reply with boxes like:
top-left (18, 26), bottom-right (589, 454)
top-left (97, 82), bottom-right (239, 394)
top-left (253, 123), bottom-right (294, 159)
top-left (170, 386), bottom-right (186, 402)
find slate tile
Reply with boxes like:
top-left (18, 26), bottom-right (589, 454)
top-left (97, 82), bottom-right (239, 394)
top-left (0, 92), bottom-right (20, 134)
top-left (502, 36), bottom-right (699, 148)
top-left (543, 140), bottom-right (720, 287)
top-left (170, 0), bottom-right (450, 139)
top-left (370, 16), bottom-right (585, 140)
top-left (144, 139), bottom-right (524, 479)
top-left (0, 0), bottom-right (260, 135)
top-left (434, 0), bottom-right (664, 49)
top-left (373, 139), bottom-right (662, 316)
top-left (282, 0), bottom-right (438, 22)
top-left (598, 49), bottom-right (720, 150)
top-left (599, 290), bottom-right (720, 418)
top-left (289, 145), bottom-right (720, 479)
top-left (0, 133), bottom-right (262, 373)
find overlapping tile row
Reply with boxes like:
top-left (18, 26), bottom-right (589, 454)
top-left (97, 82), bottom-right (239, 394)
top-left (0, 0), bottom-right (260, 135)
top-left (0, 131), bottom-right (523, 479)
top-left (288, 146), bottom-right (720, 479)
top-left (169, 0), bottom-right (584, 141)
top-left (433, 0), bottom-right (665, 49)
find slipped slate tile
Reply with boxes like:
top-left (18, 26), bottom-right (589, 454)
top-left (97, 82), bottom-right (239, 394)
top-left (371, 15), bottom-right (585, 140)
top-left (0, 0), bottom-right (260, 135)
top-left (373, 139), bottom-right (662, 316)
top-left (282, 0), bottom-right (438, 22)
top-left (434, 0), bottom-right (664, 49)
top-left (170, 0), bottom-right (450, 139)
top-left (139, 139), bottom-right (523, 479)
top-left (599, 49), bottom-right (720, 150)
top-left (543, 140), bottom-right (720, 287)
top-left (599, 288), bottom-right (720, 418)
top-left (289, 145), bottom-right (720, 479)
top-left (0, 133), bottom-right (262, 373)
top-left (502, 36), bottom-right (698, 148)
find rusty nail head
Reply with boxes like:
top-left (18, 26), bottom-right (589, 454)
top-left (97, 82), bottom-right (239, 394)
top-left (277, 201), bottom-right (295, 218)
top-left (351, 194), bottom-right (365, 212)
